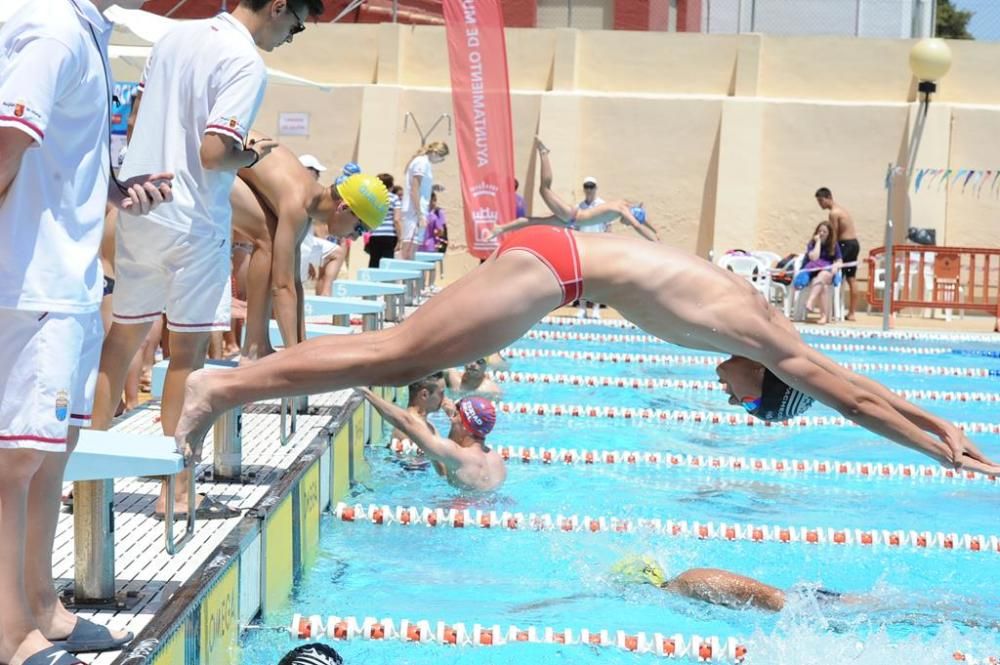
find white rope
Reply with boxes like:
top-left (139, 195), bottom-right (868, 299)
top-left (492, 370), bottom-right (1000, 403)
top-left (334, 502), bottom-right (1000, 555)
top-left (386, 439), bottom-right (999, 485)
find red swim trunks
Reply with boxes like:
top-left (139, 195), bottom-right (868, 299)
top-left (496, 226), bottom-right (583, 307)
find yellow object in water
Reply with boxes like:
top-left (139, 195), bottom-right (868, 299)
top-left (611, 555), bottom-right (668, 587)
top-left (336, 173), bottom-right (390, 230)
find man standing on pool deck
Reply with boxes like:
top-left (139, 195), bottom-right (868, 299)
top-left (93, 0), bottom-right (325, 521)
top-left (0, 0), bottom-right (174, 662)
top-left (175, 226), bottom-right (1000, 476)
top-left (361, 389), bottom-right (506, 491)
top-left (230, 133), bottom-right (389, 360)
top-left (816, 187), bottom-right (860, 321)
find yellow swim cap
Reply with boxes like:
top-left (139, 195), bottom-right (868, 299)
top-left (335, 173), bottom-right (390, 230)
top-left (610, 555), bottom-right (668, 587)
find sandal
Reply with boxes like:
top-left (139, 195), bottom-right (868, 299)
top-left (50, 618), bottom-right (133, 653)
top-left (154, 494), bottom-right (241, 522)
top-left (19, 646), bottom-right (86, 665)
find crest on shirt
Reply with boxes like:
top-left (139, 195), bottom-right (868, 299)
top-left (55, 390), bottom-right (69, 422)
top-left (228, 117), bottom-right (238, 128)
top-left (13, 102), bottom-right (25, 118)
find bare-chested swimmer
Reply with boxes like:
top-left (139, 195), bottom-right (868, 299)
top-left (230, 134), bottom-right (388, 360)
top-left (175, 222), bottom-right (999, 475)
top-left (360, 388), bottom-right (506, 491)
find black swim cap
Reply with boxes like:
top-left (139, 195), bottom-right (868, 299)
top-left (750, 369), bottom-right (815, 422)
top-left (278, 643), bottom-right (344, 665)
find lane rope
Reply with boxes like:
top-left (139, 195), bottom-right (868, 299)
top-left (492, 370), bottom-right (1000, 403)
top-left (387, 439), bottom-right (999, 485)
top-left (287, 613), bottom-right (747, 662)
top-left (537, 316), bottom-right (1000, 344)
top-left (521, 329), bottom-right (953, 355)
top-left (501, 348), bottom-right (997, 377)
top-left (491, 400), bottom-right (1000, 434)
top-left (334, 502), bottom-right (1000, 555)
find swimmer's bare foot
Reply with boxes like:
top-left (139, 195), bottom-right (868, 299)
top-left (816, 316), bottom-right (829, 325)
top-left (534, 136), bottom-right (550, 156)
top-left (845, 313), bottom-right (856, 321)
top-left (174, 369), bottom-right (220, 463)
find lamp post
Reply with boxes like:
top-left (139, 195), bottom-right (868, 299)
top-left (881, 38), bottom-right (952, 331)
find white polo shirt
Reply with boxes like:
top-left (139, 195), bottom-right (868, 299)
top-left (0, 0), bottom-right (112, 313)
top-left (576, 196), bottom-right (608, 233)
top-left (118, 13), bottom-right (266, 238)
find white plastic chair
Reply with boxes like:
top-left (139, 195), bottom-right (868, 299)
top-left (750, 250), bottom-right (782, 269)
top-left (717, 254), bottom-right (770, 299)
top-left (790, 259), bottom-right (843, 323)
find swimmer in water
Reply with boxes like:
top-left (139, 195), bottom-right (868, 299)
top-left (359, 388), bottom-right (506, 491)
top-left (514, 556), bottom-right (860, 614)
top-left (445, 357), bottom-right (503, 399)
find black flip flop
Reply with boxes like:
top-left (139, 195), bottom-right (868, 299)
top-left (153, 494), bottom-right (241, 522)
top-left (50, 618), bottom-right (133, 653)
top-left (20, 645), bottom-right (86, 665)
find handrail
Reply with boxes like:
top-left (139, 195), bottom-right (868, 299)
top-left (866, 244), bottom-right (1000, 332)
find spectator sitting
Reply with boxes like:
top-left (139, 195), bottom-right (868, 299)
top-left (794, 221), bottom-right (842, 325)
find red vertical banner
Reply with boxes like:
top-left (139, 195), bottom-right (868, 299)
top-left (443, 0), bottom-right (517, 260)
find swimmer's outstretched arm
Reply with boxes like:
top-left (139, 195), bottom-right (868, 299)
top-left (756, 327), bottom-right (1000, 473)
top-left (357, 388), bottom-right (456, 464)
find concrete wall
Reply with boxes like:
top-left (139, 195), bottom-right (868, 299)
top-left (241, 23), bottom-right (1000, 275)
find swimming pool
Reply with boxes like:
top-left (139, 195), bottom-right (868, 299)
top-left (242, 321), bottom-right (1000, 664)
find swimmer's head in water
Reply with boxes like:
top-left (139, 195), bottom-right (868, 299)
top-left (716, 357), bottom-right (814, 422)
top-left (456, 396), bottom-right (496, 439)
top-left (331, 173), bottom-right (389, 234)
top-left (277, 642), bottom-right (343, 665)
top-left (464, 358), bottom-right (487, 378)
top-left (611, 555), bottom-right (668, 587)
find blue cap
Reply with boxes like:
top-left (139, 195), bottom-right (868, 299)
top-left (630, 205), bottom-right (647, 224)
top-left (342, 162), bottom-right (362, 176)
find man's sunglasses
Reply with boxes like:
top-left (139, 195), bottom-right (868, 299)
top-left (288, 4), bottom-right (306, 36)
top-left (582, 183), bottom-right (596, 190)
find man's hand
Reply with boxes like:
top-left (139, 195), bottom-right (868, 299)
top-left (940, 424), bottom-right (1000, 473)
top-left (356, 387), bottom-right (375, 401)
top-left (248, 137), bottom-right (279, 165)
top-left (113, 172), bottom-right (174, 214)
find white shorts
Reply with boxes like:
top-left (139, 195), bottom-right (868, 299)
top-left (113, 216), bottom-right (232, 333)
top-left (0, 308), bottom-right (103, 451)
top-left (299, 234), bottom-right (339, 282)
top-left (401, 211), bottom-right (425, 245)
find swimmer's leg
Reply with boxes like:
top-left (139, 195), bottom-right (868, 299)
top-left (536, 137), bottom-right (576, 222)
top-left (176, 250), bottom-right (564, 454)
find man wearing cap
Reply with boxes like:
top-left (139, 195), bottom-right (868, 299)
top-left (359, 388), bottom-right (506, 491)
top-left (297, 154), bottom-right (345, 297)
top-left (230, 133), bottom-right (388, 360)
top-left (574, 176), bottom-right (608, 319)
top-left (93, 0), bottom-right (329, 522)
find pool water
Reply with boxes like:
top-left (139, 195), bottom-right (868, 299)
top-left (242, 323), bottom-right (1000, 664)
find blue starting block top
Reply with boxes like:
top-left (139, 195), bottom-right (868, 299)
top-left (357, 268), bottom-right (421, 282)
top-left (330, 280), bottom-right (405, 298)
top-left (414, 251), bottom-right (445, 264)
top-left (65, 430), bottom-right (184, 481)
top-left (151, 359), bottom-right (237, 399)
top-left (379, 258), bottom-right (435, 273)
top-left (303, 295), bottom-right (385, 317)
